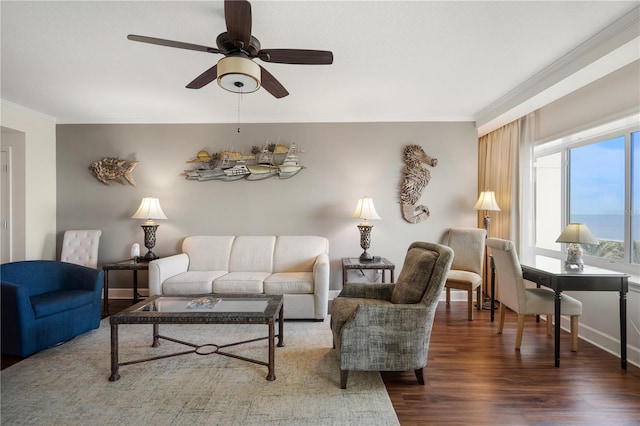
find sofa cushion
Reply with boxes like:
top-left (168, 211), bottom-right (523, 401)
top-left (264, 272), bottom-right (314, 294)
top-left (163, 271), bottom-right (226, 294)
top-left (273, 236), bottom-right (329, 273)
top-left (213, 272), bottom-right (270, 293)
top-left (30, 290), bottom-right (95, 319)
top-left (229, 236), bottom-right (276, 273)
top-left (183, 236), bottom-right (235, 271)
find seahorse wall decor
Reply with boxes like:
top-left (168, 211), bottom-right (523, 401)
top-left (400, 144), bottom-right (438, 224)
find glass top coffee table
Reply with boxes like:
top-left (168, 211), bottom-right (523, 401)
top-left (109, 294), bottom-right (284, 382)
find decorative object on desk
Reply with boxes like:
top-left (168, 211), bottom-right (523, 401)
top-left (130, 243), bottom-right (140, 260)
top-left (88, 157), bottom-right (138, 186)
top-left (555, 223), bottom-right (599, 270)
top-left (352, 196), bottom-right (381, 262)
top-left (474, 191), bottom-right (500, 234)
top-left (400, 144), bottom-right (438, 223)
top-left (131, 197), bottom-right (168, 261)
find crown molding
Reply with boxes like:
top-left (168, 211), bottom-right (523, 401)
top-left (475, 6), bottom-right (640, 136)
top-left (1, 99), bottom-right (57, 123)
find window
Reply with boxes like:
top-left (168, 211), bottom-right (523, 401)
top-left (533, 117), bottom-right (639, 273)
top-left (569, 136), bottom-right (625, 261)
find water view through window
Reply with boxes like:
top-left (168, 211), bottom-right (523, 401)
top-left (569, 136), bottom-right (625, 261)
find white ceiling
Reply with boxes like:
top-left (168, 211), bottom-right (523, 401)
top-left (1, 1), bottom-right (638, 131)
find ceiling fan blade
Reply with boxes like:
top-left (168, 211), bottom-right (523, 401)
top-left (128, 34), bottom-right (220, 54)
top-left (224, 0), bottom-right (252, 50)
top-left (258, 49), bottom-right (333, 65)
top-left (259, 66), bottom-right (289, 99)
top-left (186, 65), bottom-right (218, 89)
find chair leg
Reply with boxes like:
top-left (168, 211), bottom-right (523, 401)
top-left (571, 315), bottom-right (579, 352)
top-left (476, 286), bottom-right (482, 311)
top-left (498, 304), bottom-right (506, 334)
top-left (546, 314), bottom-right (552, 336)
top-left (340, 370), bottom-right (348, 389)
top-left (467, 289), bottom-right (473, 321)
top-left (446, 287), bottom-right (451, 305)
top-left (515, 314), bottom-right (525, 350)
top-left (414, 368), bottom-right (425, 385)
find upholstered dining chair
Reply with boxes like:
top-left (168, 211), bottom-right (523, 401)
top-left (330, 241), bottom-right (453, 389)
top-left (61, 230), bottom-right (102, 269)
top-left (486, 237), bottom-right (582, 351)
top-left (444, 227), bottom-right (487, 320)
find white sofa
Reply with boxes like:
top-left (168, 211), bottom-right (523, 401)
top-left (148, 235), bottom-right (330, 320)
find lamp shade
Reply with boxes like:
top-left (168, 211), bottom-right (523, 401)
top-left (217, 56), bottom-right (261, 94)
top-left (556, 223), bottom-right (599, 245)
top-left (352, 196), bottom-right (381, 222)
top-left (474, 191), bottom-right (501, 211)
top-left (131, 197), bottom-right (168, 223)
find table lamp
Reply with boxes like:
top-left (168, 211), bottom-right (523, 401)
top-left (131, 197), bottom-right (167, 261)
top-left (352, 196), bottom-right (381, 262)
top-left (555, 223), bottom-right (599, 270)
top-left (474, 191), bottom-right (501, 234)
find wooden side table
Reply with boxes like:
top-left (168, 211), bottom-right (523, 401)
top-left (102, 259), bottom-right (150, 315)
top-left (342, 257), bottom-right (395, 286)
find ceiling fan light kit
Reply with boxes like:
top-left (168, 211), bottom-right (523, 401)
top-left (217, 56), bottom-right (261, 93)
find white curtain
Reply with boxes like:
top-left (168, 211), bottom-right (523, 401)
top-left (516, 113), bottom-right (536, 264)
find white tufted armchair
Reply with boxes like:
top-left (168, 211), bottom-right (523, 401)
top-left (60, 230), bottom-right (102, 269)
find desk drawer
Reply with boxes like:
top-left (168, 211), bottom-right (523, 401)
top-left (522, 270), bottom-right (551, 286)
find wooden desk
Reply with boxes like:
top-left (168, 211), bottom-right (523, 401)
top-left (102, 260), bottom-right (150, 315)
top-left (342, 257), bottom-right (395, 286)
top-left (519, 256), bottom-right (629, 369)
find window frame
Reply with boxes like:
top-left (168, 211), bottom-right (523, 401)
top-left (532, 116), bottom-right (639, 277)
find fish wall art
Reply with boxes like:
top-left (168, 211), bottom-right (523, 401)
top-left (88, 157), bottom-right (138, 186)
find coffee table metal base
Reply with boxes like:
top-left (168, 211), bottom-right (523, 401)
top-left (109, 322), bottom-right (284, 382)
top-left (109, 299), bottom-right (284, 382)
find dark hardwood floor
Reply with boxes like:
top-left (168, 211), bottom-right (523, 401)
top-left (3, 299), bottom-right (639, 425)
top-left (382, 301), bottom-right (640, 425)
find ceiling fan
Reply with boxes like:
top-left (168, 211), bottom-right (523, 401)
top-left (127, 0), bottom-right (333, 99)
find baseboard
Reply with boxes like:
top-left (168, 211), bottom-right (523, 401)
top-left (559, 316), bottom-right (640, 368)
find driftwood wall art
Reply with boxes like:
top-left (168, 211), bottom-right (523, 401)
top-left (400, 144), bottom-right (438, 223)
top-left (184, 143), bottom-right (304, 182)
top-left (88, 157), bottom-right (138, 186)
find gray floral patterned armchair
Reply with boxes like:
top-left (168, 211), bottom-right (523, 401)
top-left (330, 242), bottom-right (453, 389)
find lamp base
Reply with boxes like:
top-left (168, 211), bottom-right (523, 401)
top-left (564, 261), bottom-right (583, 271)
top-left (565, 243), bottom-right (584, 270)
top-left (140, 224), bottom-right (160, 262)
top-left (359, 250), bottom-right (374, 262)
top-left (357, 224), bottom-right (374, 263)
top-left (139, 251), bottom-right (159, 262)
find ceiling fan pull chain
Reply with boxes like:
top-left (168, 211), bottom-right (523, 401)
top-left (237, 91), bottom-right (242, 133)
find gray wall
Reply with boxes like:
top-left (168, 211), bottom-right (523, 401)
top-left (56, 121), bottom-right (478, 291)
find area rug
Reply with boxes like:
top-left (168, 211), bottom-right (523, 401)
top-left (1, 318), bottom-right (398, 425)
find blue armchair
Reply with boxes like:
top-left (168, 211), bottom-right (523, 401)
top-left (1, 260), bottom-right (103, 357)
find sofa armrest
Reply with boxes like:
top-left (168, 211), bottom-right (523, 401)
top-left (1, 281), bottom-right (36, 355)
top-left (61, 263), bottom-right (103, 293)
top-left (312, 253), bottom-right (330, 318)
top-left (338, 282), bottom-right (395, 301)
top-left (148, 253), bottom-right (190, 296)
